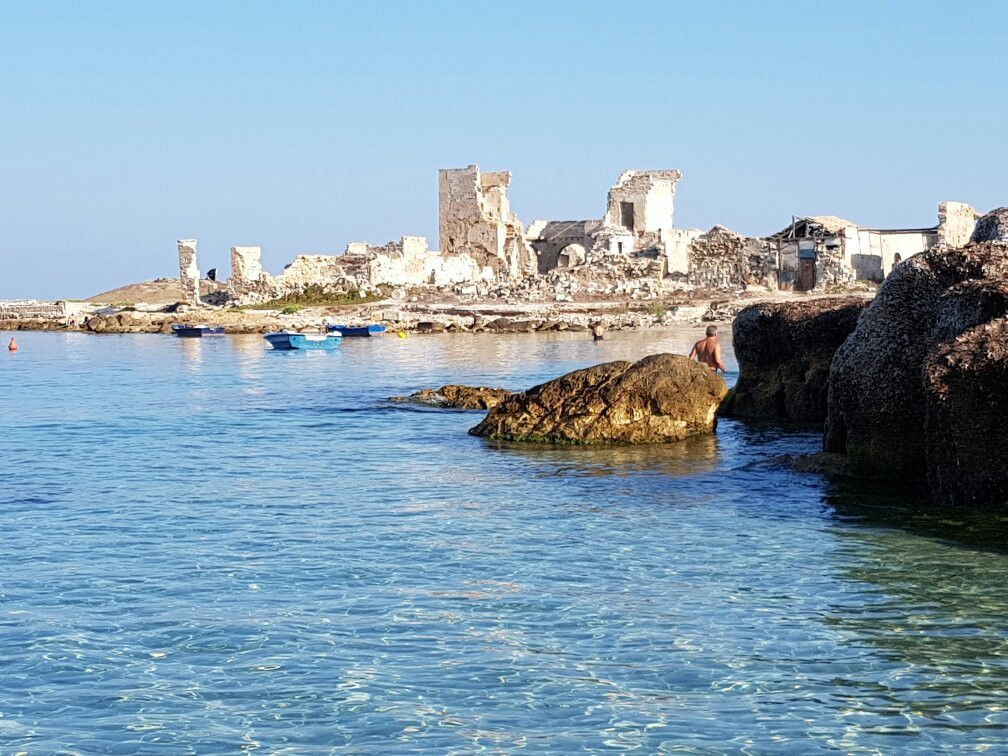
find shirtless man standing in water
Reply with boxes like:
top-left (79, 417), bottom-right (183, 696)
top-left (689, 324), bottom-right (727, 374)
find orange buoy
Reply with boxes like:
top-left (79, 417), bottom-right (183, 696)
top-left (8, 337), bottom-right (18, 352)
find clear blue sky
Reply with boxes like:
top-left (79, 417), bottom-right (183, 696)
top-left (2, 0), bottom-right (1006, 299)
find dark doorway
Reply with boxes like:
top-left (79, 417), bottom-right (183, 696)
top-left (620, 201), bottom-right (635, 231)
top-left (799, 258), bottom-right (816, 291)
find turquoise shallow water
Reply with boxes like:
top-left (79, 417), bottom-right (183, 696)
top-left (1, 329), bottom-right (1007, 752)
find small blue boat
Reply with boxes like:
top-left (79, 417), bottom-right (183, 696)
top-left (326, 323), bottom-right (387, 337)
top-left (264, 332), bottom-right (342, 350)
top-left (172, 324), bottom-right (226, 337)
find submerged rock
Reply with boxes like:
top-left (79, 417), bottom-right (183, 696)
top-left (391, 385), bottom-right (513, 410)
top-left (469, 353), bottom-right (727, 444)
top-left (824, 241), bottom-right (1008, 507)
top-left (720, 297), bottom-right (868, 422)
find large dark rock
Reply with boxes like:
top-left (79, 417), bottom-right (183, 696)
top-left (970, 206), bottom-right (1008, 244)
top-left (720, 297), bottom-right (868, 421)
top-left (924, 317), bottom-right (1008, 508)
top-left (469, 353), bottom-right (727, 444)
top-left (824, 242), bottom-right (1008, 506)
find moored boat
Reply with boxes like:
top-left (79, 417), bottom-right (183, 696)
top-left (172, 324), bottom-right (226, 337)
top-left (326, 323), bottom-right (387, 337)
top-left (264, 332), bottom-right (342, 350)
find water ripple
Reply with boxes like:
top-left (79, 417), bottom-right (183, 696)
top-left (1, 329), bottom-right (1006, 751)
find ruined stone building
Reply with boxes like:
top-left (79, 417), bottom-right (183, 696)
top-left (438, 166), bottom-right (538, 281)
top-left (526, 170), bottom-right (684, 274)
top-left (175, 163), bottom-right (986, 306)
top-left (226, 235), bottom-right (488, 304)
top-left (770, 201), bottom-right (981, 291)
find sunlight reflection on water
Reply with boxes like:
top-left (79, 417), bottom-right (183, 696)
top-left (0, 327), bottom-right (1006, 751)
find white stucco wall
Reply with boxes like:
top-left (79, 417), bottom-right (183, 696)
top-left (879, 232), bottom-right (933, 275)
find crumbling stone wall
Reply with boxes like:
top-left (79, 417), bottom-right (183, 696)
top-left (604, 170), bottom-right (682, 240)
top-left (815, 246), bottom-right (857, 290)
top-left (229, 246), bottom-right (274, 301)
top-left (527, 219), bottom-right (600, 273)
top-left (687, 226), bottom-right (776, 290)
top-left (231, 245), bottom-right (263, 282)
top-left (0, 300), bottom-right (67, 319)
top-left (589, 223), bottom-right (636, 258)
top-left (228, 246), bottom-right (372, 305)
top-left (543, 246), bottom-right (667, 300)
top-left (281, 254), bottom-right (368, 290)
top-left (365, 235), bottom-right (477, 287)
top-left (366, 237), bottom-right (426, 286)
top-left (663, 228), bottom-right (702, 275)
top-left (177, 239), bottom-right (201, 305)
top-left (227, 234), bottom-right (492, 305)
top-left (938, 201), bottom-right (981, 247)
top-left (438, 165), bottom-right (537, 281)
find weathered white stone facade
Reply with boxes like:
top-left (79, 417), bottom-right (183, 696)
top-left (177, 239), bottom-right (201, 305)
top-left (937, 201), bottom-right (981, 247)
top-left (604, 170), bottom-right (682, 248)
top-left (438, 166), bottom-right (538, 281)
top-left (526, 169), bottom-right (685, 279)
top-left (225, 234), bottom-right (492, 305)
top-left (663, 228), bottom-right (702, 275)
top-left (166, 165), bottom-right (988, 307)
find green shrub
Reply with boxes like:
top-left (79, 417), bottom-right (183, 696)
top-left (247, 285), bottom-right (387, 311)
top-left (646, 300), bottom-right (667, 318)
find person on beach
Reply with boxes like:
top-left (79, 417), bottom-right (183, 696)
top-left (689, 324), bottom-right (726, 373)
top-left (591, 321), bottom-right (605, 342)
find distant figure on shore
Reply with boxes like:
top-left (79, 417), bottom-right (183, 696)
top-left (591, 321), bottom-right (605, 342)
top-left (8, 337), bottom-right (18, 352)
top-left (689, 325), bottom-right (726, 373)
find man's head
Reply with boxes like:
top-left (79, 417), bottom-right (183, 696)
top-left (706, 325), bottom-right (718, 338)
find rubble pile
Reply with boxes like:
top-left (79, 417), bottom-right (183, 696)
top-left (814, 246), bottom-right (858, 290)
top-left (687, 226), bottom-right (776, 291)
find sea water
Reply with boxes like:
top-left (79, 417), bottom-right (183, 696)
top-left (1, 329), bottom-right (1006, 752)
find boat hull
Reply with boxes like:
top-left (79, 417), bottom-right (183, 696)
top-left (172, 324), bottom-right (226, 337)
top-left (264, 332), bottom-right (342, 350)
top-left (326, 324), bottom-right (387, 337)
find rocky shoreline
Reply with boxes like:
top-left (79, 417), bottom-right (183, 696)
top-left (0, 291), bottom-right (870, 336)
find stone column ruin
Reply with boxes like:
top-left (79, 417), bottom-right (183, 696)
top-left (178, 238), bottom-right (201, 305)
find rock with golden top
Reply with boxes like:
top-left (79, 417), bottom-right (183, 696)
top-left (469, 353), bottom-right (727, 444)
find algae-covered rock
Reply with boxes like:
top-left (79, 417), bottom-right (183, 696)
top-left (720, 297), bottom-right (867, 422)
top-left (469, 353), bottom-right (727, 444)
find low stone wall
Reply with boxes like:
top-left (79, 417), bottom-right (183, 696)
top-left (0, 301), bottom-right (67, 320)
